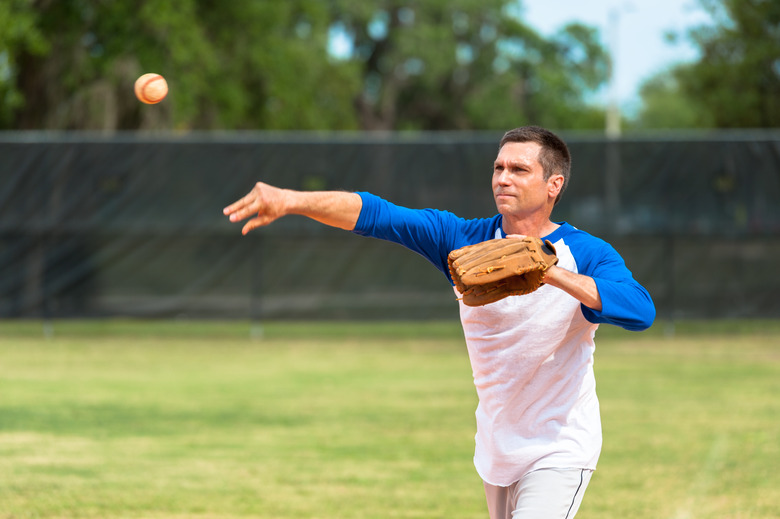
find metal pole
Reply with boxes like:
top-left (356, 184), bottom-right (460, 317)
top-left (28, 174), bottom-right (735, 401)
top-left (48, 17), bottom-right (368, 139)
top-left (605, 7), bottom-right (621, 139)
top-left (250, 234), bottom-right (264, 339)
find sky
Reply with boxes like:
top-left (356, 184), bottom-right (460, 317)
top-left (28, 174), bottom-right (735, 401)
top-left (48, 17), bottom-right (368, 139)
top-left (522, 0), bottom-right (713, 110)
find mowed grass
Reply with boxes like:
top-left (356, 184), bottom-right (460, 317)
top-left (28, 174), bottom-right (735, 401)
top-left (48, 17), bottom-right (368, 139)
top-left (0, 320), bottom-right (778, 519)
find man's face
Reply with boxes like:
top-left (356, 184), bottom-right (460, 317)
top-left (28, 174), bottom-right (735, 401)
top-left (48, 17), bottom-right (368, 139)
top-left (492, 141), bottom-right (557, 218)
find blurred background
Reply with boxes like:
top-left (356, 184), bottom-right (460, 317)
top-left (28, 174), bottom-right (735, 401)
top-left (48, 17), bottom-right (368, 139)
top-left (1, 0), bottom-right (778, 323)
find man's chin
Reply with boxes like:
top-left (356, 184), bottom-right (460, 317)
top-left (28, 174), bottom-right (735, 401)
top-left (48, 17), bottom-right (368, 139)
top-left (494, 198), bottom-right (514, 213)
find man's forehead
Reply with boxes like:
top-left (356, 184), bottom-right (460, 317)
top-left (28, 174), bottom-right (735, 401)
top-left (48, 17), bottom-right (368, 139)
top-left (495, 141), bottom-right (542, 164)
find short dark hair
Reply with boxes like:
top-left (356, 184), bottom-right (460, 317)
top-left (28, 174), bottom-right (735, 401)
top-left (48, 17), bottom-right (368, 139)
top-left (499, 126), bottom-right (571, 205)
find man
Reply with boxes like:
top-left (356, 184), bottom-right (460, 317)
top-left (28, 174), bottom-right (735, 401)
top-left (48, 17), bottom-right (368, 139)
top-left (224, 126), bottom-right (655, 519)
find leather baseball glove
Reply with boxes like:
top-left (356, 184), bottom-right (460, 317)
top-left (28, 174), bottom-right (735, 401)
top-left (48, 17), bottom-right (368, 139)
top-left (448, 237), bottom-right (558, 306)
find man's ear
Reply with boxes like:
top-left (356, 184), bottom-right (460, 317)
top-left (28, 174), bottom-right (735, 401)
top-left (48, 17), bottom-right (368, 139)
top-left (548, 174), bottom-right (564, 200)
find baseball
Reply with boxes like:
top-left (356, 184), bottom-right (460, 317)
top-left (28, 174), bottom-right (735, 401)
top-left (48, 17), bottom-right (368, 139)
top-left (134, 73), bottom-right (168, 104)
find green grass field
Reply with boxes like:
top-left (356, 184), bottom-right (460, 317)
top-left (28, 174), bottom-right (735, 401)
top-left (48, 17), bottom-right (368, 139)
top-left (1, 319), bottom-right (778, 518)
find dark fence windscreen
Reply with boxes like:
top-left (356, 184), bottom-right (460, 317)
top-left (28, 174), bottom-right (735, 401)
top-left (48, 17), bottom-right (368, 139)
top-left (2, 131), bottom-right (779, 321)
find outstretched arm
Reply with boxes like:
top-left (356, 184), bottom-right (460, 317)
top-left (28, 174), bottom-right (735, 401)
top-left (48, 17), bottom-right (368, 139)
top-left (223, 182), bottom-right (363, 234)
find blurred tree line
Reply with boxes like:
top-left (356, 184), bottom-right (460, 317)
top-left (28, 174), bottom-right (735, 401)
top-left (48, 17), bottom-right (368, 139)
top-left (0, 0), bottom-right (777, 132)
top-left (634, 0), bottom-right (780, 129)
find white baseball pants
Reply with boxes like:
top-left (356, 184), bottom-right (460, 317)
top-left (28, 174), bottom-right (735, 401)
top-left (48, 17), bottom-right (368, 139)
top-left (483, 468), bottom-right (593, 519)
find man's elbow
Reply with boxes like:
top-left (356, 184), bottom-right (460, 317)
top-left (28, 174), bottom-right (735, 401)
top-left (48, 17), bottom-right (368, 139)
top-left (631, 295), bottom-right (656, 331)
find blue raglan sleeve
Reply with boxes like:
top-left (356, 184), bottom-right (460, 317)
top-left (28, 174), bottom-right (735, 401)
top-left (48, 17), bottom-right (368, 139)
top-left (352, 192), bottom-right (459, 278)
top-left (570, 234), bottom-right (656, 331)
top-left (352, 192), bottom-right (500, 281)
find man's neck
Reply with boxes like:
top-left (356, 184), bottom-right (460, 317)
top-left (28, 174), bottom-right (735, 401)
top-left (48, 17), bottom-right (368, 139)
top-left (502, 216), bottom-right (560, 238)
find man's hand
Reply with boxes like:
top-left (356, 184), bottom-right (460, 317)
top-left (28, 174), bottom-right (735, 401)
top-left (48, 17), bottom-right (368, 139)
top-left (223, 182), bottom-right (289, 235)
top-left (224, 182), bottom-right (363, 235)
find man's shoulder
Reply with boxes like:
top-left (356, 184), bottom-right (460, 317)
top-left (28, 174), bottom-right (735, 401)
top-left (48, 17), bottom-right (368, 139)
top-left (450, 214), bottom-right (504, 248)
top-left (549, 222), bottom-right (608, 246)
top-left (548, 222), bottom-right (618, 266)
top-left (354, 192), bottom-right (502, 250)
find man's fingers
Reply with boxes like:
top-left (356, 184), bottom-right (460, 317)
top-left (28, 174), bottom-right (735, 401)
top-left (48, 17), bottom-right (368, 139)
top-left (229, 206), bottom-right (254, 223)
top-left (241, 216), bottom-right (269, 235)
top-left (225, 193), bottom-right (266, 223)
top-left (226, 183), bottom-right (280, 233)
top-left (223, 193), bottom-right (248, 214)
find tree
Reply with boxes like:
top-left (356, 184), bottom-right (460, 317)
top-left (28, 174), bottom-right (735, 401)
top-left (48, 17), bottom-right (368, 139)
top-left (633, 67), bottom-right (715, 129)
top-left (1, 0), bottom-right (610, 131)
top-left (0, 0), bottom-right (48, 128)
top-left (193, 0), bottom-right (360, 130)
top-left (0, 0), bottom-right (359, 130)
top-left (327, 0), bottom-right (609, 130)
top-left (3, 0), bottom-right (216, 130)
top-left (635, 0), bottom-right (780, 129)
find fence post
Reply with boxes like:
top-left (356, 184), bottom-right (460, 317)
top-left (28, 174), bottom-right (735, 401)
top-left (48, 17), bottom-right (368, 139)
top-left (250, 234), bottom-right (264, 339)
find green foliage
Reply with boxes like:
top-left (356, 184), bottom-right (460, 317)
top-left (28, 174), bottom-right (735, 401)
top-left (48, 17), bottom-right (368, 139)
top-left (2, 0), bottom-right (218, 129)
top-left (330, 1), bottom-right (609, 130)
top-left (0, 0), bottom-right (48, 127)
top-left (633, 68), bottom-right (716, 129)
top-left (635, 0), bottom-right (780, 129)
top-left (681, 0), bottom-right (780, 127)
top-left (193, 0), bottom-right (359, 130)
top-left (1, 0), bottom-right (609, 131)
top-left (1, 0), bottom-right (358, 130)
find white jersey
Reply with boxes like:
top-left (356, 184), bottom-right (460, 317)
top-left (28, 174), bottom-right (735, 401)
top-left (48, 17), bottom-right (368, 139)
top-left (353, 192), bottom-right (656, 487)
top-left (459, 233), bottom-right (601, 485)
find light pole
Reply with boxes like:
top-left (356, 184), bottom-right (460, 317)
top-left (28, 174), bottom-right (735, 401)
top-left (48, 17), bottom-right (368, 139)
top-left (605, 6), bottom-right (622, 138)
top-left (605, 3), bottom-right (633, 231)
